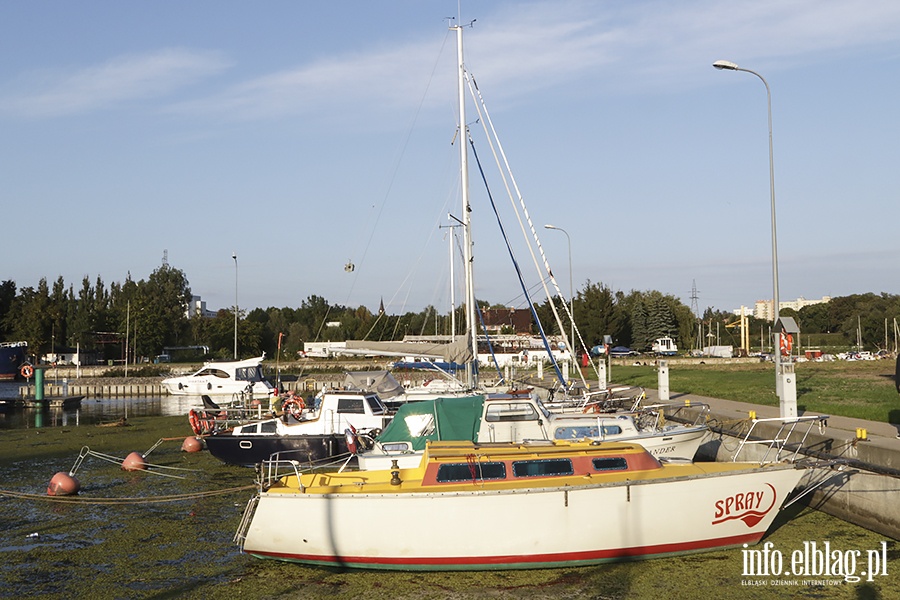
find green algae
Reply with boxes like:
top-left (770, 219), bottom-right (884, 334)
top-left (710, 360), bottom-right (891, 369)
top-left (1, 415), bottom-right (898, 599)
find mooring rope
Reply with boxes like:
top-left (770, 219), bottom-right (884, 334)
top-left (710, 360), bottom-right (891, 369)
top-left (0, 484), bottom-right (256, 505)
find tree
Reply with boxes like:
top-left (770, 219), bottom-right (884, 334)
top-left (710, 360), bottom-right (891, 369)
top-left (0, 280), bottom-right (17, 338)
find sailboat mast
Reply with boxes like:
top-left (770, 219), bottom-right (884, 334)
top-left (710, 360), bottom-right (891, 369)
top-left (455, 23), bottom-right (478, 388)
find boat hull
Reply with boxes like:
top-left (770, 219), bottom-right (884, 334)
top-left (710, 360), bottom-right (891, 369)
top-left (205, 433), bottom-right (348, 466)
top-left (0, 342), bottom-right (28, 381)
top-left (241, 465), bottom-right (804, 570)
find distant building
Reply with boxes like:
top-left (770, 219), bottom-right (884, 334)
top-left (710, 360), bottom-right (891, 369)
top-left (739, 296), bottom-right (832, 321)
top-left (480, 308), bottom-right (533, 335)
top-left (187, 295), bottom-right (217, 319)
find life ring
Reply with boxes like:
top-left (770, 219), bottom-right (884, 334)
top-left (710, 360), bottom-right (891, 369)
top-left (282, 397), bottom-right (305, 421)
top-left (582, 402), bottom-right (600, 414)
top-left (345, 426), bottom-right (359, 454)
top-left (188, 409), bottom-right (202, 435)
top-left (779, 333), bottom-right (793, 356)
top-left (20, 364), bottom-right (34, 378)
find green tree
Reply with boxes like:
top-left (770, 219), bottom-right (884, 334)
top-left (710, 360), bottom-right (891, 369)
top-left (0, 279), bottom-right (17, 338)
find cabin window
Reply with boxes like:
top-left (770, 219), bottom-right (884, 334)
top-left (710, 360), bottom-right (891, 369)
top-left (198, 368), bottom-right (230, 379)
top-left (337, 397), bottom-right (366, 414)
top-left (484, 402), bottom-right (540, 422)
top-left (512, 458), bottom-right (573, 478)
top-left (592, 457), bottom-right (628, 471)
top-left (553, 425), bottom-right (622, 439)
top-left (239, 423), bottom-right (259, 435)
top-left (236, 366), bottom-right (264, 382)
top-left (381, 442), bottom-right (411, 453)
top-left (260, 421), bottom-right (278, 434)
top-left (436, 462), bottom-right (506, 482)
top-left (364, 395), bottom-right (386, 415)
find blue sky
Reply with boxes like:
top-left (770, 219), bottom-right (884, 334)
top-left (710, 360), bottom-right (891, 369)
top-left (2, 1), bottom-right (899, 319)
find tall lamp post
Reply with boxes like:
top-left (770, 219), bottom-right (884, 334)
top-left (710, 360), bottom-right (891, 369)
top-left (713, 59), bottom-right (784, 408)
top-left (232, 252), bottom-right (238, 360)
top-left (544, 224), bottom-right (574, 360)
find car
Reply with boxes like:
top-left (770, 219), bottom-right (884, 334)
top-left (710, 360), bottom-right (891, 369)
top-left (609, 346), bottom-right (638, 357)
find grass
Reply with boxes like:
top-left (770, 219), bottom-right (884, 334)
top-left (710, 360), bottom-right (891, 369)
top-left (608, 359), bottom-right (900, 424)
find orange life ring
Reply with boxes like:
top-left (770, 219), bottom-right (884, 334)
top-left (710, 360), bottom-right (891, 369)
top-left (20, 364), bottom-right (34, 379)
top-left (282, 397), bottom-right (305, 421)
top-left (582, 402), bottom-right (600, 414)
top-left (779, 333), bottom-right (793, 356)
top-left (188, 409), bottom-right (202, 435)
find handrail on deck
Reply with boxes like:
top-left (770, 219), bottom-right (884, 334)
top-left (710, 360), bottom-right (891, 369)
top-left (732, 414), bottom-right (830, 464)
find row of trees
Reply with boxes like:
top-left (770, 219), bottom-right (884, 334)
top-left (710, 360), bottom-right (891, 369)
top-left (2, 265), bottom-right (898, 365)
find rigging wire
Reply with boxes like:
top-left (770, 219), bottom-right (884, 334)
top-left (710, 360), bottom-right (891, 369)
top-left (467, 134), bottom-right (566, 387)
top-left (317, 30), bottom-right (455, 342)
top-left (465, 71), bottom-right (598, 391)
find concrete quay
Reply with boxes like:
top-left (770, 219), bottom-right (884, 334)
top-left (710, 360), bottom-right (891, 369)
top-left (642, 387), bottom-right (900, 541)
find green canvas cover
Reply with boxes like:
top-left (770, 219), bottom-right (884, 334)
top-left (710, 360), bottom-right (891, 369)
top-left (377, 395), bottom-right (485, 451)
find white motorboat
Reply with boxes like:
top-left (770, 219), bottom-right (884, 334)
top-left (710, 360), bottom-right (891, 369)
top-left (201, 388), bottom-right (392, 466)
top-left (162, 355), bottom-right (274, 399)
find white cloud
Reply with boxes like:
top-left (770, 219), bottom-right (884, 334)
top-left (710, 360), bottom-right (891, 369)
top-left (0, 48), bottom-right (230, 117)
top-left (169, 0), bottom-right (900, 122)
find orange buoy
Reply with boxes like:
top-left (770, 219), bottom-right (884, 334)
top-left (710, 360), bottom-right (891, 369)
top-left (181, 436), bottom-right (203, 453)
top-left (121, 451), bottom-right (147, 471)
top-left (47, 471), bottom-right (80, 496)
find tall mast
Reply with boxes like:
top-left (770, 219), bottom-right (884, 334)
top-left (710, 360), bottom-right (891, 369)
top-left (454, 23), bottom-right (478, 388)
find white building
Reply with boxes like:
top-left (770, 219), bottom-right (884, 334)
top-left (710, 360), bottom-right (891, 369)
top-left (737, 296), bottom-right (832, 321)
top-left (187, 295), bottom-right (217, 319)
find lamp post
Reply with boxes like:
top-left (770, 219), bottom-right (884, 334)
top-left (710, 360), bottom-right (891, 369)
top-left (232, 252), bottom-right (238, 360)
top-left (713, 59), bottom-right (782, 404)
top-left (544, 224), bottom-right (574, 360)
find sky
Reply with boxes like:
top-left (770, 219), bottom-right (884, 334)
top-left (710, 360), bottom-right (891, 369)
top-left (2, 1), bottom-right (899, 320)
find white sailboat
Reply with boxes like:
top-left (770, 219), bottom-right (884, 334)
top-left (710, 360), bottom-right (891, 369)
top-left (234, 24), bottom-right (824, 571)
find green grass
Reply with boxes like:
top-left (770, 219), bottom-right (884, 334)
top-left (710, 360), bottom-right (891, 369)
top-left (608, 359), bottom-right (900, 424)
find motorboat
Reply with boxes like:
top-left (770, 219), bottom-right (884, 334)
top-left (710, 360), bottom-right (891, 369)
top-left (201, 388), bottom-right (392, 466)
top-left (0, 341), bottom-right (28, 381)
top-left (236, 438), bottom-right (811, 570)
top-left (162, 355), bottom-right (274, 400)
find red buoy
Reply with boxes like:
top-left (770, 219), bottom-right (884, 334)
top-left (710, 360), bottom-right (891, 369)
top-left (121, 451), bottom-right (147, 471)
top-left (181, 436), bottom-right (203, 452)
top-left (47, 471), bottom-right (80, 496)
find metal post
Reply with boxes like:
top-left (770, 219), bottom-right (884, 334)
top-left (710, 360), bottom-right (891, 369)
top-left (233, 252), bottom-right (238, 360)
top-left (713, 60), bottom-right (785, 414)
top-left (544, 224), bottom-right (574, 358)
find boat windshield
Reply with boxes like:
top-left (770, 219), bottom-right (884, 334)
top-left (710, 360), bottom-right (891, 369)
top-left (235, 366), bottom-right (264, 382)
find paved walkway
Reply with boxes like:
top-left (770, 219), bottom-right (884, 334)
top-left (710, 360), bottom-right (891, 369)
top-left (641, 386), bottom-right (900, 455)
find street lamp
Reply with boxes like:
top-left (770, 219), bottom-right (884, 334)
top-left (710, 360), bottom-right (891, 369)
top-left (544, 224), bottom-right (574, 360)
top-left (232, 252), bottom-right (238, 360)
top-left (713, 59), bottom-right (784, 407)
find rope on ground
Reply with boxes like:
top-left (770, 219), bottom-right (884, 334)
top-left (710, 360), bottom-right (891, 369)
top-left (0, 484), bottom-right (256, 505)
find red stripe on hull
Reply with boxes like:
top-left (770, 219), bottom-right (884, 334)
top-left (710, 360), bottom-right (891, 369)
top-left (247, 531), bottom-right (766, 570)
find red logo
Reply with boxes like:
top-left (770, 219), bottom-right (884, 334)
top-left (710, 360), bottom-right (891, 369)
top-left (712, 483), bottom-right (777, 527)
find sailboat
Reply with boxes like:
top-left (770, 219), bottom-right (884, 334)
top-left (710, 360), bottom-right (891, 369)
top-left (234, 23), bottom-right (822, 570)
